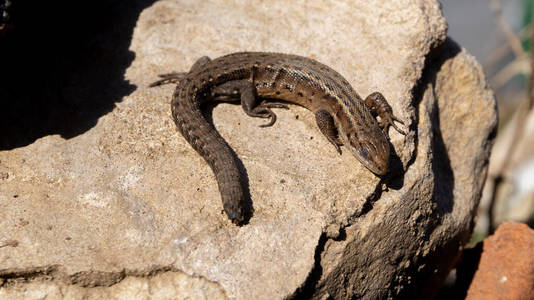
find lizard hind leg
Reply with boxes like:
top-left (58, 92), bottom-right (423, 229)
top-left (254, 100), bottom-right (289, 127)
top-left (212, 80), bottom-right (288, 127)
top-left (149, 72), bottom-right (187, 87)
top-left (149, 56), bottom-right (212, 87)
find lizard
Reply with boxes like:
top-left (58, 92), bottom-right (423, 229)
top-left (150, 52), bottom-right (405, 225)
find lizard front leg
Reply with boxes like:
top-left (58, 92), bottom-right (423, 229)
top-left (315, 109), bottom-right (343, 154)
top-left (364, 92), bottom-right (405, 137)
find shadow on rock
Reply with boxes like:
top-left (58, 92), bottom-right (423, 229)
top-left (414, 37), bottom-right (462, 218)
top-left (0, 0), bottom-right (156, 150)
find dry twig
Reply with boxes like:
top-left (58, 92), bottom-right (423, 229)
top-left (487, 0), bottom-right (534, 234)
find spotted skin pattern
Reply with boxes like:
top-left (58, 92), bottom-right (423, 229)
top-left (150, 52), bottom-right (405, 224)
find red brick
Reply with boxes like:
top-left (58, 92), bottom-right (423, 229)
top-left (466, 222), bottom-right (534, 300)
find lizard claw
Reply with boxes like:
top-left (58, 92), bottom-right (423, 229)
top-left (334, 143), bottom-right (342, 155)
top-left (256, 101), bottom-right (288, 127)
top-left (325, 135), bottom-right (343, 155)
top-left (259, 109), bottom-right (277, 127)
top-left (379, 114), bottom-right (406, 137)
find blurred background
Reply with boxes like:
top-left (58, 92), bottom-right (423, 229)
top-left (442, 0), bottom-right (534, 240)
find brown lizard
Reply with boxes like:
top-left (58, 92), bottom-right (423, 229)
top-left (150, 52), bottom-right (405, 225)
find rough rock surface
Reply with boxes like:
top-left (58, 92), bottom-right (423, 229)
top-left (0, 270), bottom-right (227, 299)
top-left (466, 222), bottom-right (534, 300)
top-left (0, 0), bottom-right (496, 299)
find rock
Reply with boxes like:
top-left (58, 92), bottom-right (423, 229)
top-left (0, 0), bottom-right (496, 299)
top-left (466, 222), bottom-right (534, 300)
top-left (310, 38), bottom-right (497, 299)
top-left (0, 270), bottom-right (227, 299)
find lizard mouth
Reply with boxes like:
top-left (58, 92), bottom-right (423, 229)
top-left (363, 156), bottom-right (388, 176)
top-left (348, 136), bottom-right (389, 176)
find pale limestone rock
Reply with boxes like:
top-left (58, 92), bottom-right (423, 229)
top-left (0, 0), bottom-right (496, 299)
top-left (0, 270), bottom-right (227, 299)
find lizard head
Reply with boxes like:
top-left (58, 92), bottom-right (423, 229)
top-left (347, 129), bottom-right (390, 175)
top-left (340, 119), bottom-right (391, 176)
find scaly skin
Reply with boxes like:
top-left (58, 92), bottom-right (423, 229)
top-left (150, 52), bottom-right (405, 224)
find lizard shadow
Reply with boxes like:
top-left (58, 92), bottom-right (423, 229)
top-left (351, 145), bottom-right (405, 223)
top-left (0, 0), bottom-right (156, 150)
top-left (383, 142), bottom-right (405, 190)
top-left (201, 102), bottom-right (255, 223)
top-left (425, 38), bottom-right (461, 218)
top-left (358, 39), bottom-right (461, 229)
top-left (387, 38), bottom-right (460, 220)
